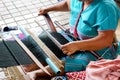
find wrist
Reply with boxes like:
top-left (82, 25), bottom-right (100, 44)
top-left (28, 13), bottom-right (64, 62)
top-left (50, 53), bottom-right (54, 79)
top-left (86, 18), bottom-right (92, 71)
top-left (44, 8), bottom-right (49, 13)
top-left (72, 41), bottom-right (80, 51)
top-left (45, 6), bottom-right (54, 13)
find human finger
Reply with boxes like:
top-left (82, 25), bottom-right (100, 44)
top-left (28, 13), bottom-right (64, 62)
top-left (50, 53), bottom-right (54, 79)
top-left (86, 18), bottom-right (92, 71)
top-left (62, 50), bottom-right (68, 54)
top-left (38, 8), bottom-right (44, 15)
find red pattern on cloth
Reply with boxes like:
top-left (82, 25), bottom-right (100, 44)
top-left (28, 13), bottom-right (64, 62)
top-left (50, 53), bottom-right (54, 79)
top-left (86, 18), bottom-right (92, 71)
top-left (66, 71), bottom-right (86, 80)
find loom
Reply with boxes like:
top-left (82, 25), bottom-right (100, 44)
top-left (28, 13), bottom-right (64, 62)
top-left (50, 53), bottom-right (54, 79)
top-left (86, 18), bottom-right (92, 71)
top-left (0, 13), bottom-right (64, 80)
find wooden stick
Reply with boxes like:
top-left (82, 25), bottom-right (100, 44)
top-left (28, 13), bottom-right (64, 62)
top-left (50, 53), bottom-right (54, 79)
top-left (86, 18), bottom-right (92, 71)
top-left (16, 66), bottom-right (31, 80)
top-left (54, 20), bottom-right (66, 32)
top-left (12, 34), bottom-right (51, 76)
top-left (43, 14), bottom-right (57, 32)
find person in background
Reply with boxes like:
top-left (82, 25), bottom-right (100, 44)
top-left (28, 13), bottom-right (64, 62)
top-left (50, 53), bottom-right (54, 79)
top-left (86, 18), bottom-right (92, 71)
top-left (27, 0), bottom-right (120, 79)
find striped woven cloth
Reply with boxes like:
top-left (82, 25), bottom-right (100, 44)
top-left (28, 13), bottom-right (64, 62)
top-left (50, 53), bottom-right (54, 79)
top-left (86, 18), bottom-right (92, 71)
top-left (66, 71), bottom-right (86, 80)
top-left (0, 40), bottom-right (33, 68)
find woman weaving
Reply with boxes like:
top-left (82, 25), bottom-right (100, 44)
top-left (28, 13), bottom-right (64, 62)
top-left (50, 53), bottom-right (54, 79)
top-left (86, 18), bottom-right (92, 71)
top-left (27, 0), bottom-right (120, 79)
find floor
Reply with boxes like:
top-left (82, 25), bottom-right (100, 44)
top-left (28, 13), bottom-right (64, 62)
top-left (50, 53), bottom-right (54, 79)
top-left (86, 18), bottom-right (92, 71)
top-left (0, 0), bottom-right (69, 35)
top-left (0, 0), bottom-right (120, 79)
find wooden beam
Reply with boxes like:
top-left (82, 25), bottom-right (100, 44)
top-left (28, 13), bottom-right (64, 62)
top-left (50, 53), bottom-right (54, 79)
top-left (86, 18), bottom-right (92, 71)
top-left (43, 14), bottom-right (57, 32)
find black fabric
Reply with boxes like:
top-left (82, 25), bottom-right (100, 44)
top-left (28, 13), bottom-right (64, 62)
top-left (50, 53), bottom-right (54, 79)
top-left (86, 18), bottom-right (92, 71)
top-left (0, 40), bottom-right (33, 68)
top-left (0, 41), bottom-right (17, 67)
top-left (22, 36), bottom-right (46, 62)
top-left (39, 31), bottom-right (69, 58)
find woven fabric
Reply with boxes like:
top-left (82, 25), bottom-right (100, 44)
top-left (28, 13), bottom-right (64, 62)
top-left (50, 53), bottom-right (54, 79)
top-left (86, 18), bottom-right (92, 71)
top-left (22, 36), bottom-right (47, 62)
top-left (39, 32), bottom-right (69, 58)
top-left (66, 71), bottom-right (86, 80)
top-left (0, 41), bottom-right (17, 67)
top-left (0, 40), bottom-right (33, 68)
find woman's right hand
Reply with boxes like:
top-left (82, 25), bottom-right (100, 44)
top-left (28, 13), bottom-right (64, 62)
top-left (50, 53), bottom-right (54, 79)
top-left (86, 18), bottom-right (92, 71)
top-left (38, 8), bottom-right (48, 16)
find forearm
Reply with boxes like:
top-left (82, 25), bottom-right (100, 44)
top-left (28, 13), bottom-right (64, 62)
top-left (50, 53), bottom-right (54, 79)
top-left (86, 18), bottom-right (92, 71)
top-left (75, 31), bottom-right (114, 51)
top-left (75, 38), bottom-right (111, 51)
top-left (44, 0), bottom-right (70, 12)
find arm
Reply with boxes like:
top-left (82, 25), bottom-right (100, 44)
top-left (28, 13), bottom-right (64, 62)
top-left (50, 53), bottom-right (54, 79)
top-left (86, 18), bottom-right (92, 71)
top-left (61, 30), bottom-right (115, 55)
top-left (38, 0), bottom-right (70, 15)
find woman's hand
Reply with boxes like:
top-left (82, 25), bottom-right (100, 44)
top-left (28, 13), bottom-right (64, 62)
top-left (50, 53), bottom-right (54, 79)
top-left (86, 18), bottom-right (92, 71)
top-left (61, 41), bottom-right (79, 56)
top-left (38, 8), bottom-right (48, 15)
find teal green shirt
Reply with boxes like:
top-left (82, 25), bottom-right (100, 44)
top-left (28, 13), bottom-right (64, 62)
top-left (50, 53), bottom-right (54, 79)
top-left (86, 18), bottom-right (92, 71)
top-left (70, 0), bottom-right (120, 38)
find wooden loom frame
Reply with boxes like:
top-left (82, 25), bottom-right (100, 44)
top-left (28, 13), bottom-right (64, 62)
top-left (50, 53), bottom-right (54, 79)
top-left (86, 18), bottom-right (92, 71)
top-left (4, 13), bottom-right (64, 80)
top-left (0, 13), bottom-right (65, 80)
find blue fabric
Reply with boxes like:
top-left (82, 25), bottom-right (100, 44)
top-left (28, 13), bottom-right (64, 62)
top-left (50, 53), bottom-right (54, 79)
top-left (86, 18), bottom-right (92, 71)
top-left (63, 0), bottom-right (120, 72)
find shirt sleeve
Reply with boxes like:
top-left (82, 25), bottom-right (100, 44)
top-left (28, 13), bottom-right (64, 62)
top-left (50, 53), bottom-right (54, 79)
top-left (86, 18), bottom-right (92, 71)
top-left (95, 4), bottom-right (119, 31)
